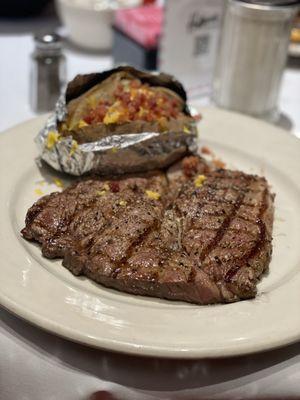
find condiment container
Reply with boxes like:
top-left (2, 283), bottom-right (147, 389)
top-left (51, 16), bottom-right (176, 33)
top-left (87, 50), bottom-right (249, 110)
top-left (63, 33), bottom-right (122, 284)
top-left (30, 33), bottom-right (66, 113)
top-left (56, 0), bottom-right (141, 51)
top-left (113, 5), bottom-right (162, 70)
top-left (213, 0), bottom-right (299, 122)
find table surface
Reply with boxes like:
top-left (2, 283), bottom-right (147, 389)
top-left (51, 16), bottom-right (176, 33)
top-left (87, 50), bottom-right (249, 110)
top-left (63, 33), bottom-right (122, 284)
top-left (1, 31), bottom-right (300, 400)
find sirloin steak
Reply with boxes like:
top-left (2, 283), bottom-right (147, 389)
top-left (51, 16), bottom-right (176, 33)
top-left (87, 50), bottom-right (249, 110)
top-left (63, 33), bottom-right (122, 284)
top-left (22, 157), bottom-right (274, 304)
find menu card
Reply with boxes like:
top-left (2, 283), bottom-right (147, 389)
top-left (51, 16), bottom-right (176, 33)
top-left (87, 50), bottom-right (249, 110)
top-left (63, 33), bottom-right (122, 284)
top-left (160, 0), bottom-right (225, 99)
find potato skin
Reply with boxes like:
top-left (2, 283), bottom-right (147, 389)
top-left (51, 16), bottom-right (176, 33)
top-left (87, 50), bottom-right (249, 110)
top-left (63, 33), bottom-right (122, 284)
top-left (61, 116), bottom-right (196, 144)
top-left (65, 66), bottom-right (188, 105)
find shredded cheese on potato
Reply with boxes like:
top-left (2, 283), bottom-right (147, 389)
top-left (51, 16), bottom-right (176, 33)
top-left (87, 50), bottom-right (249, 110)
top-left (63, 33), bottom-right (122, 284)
top-left (70, 140), bottom-right (78, 156)
top-left (87, 96), bottom-right (97, 109)
top-left (78, 119), bottom-right (89, 128)
top-left (46, 131), bottom-right (61, 150)
top-left (103, 109), bottom-right (122, 125)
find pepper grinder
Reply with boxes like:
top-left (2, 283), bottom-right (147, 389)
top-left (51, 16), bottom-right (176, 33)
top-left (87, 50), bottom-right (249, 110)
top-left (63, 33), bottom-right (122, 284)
top-left (30, 33), bottom-right (66, 113)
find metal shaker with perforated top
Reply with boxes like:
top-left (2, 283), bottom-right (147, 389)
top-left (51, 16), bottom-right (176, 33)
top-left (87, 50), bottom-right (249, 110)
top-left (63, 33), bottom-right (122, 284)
top-left (30, 33), bottom-right (66, 113)
top-left (213, 0), bottom-right (299, 122)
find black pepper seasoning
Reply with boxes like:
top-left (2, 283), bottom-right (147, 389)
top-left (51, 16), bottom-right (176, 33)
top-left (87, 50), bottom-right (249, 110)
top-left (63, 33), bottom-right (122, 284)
top-left (30, 33), bottom-right (66, 113)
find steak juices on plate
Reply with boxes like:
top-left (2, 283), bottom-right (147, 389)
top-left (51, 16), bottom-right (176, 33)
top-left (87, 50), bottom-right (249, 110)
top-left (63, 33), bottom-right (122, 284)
top-left (22, 67), bottom-right (274, 305)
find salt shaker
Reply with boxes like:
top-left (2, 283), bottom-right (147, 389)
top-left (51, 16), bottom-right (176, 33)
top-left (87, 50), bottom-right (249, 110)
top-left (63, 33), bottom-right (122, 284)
top-left (30, 33), bottom-right (66, 113)
top-left (213, 0), bottom-right (299, 122)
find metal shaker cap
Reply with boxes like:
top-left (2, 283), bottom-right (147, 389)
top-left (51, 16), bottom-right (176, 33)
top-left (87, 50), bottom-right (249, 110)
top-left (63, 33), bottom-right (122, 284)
top-left (231, 0), bottom-right (299, 19)
top-left (34, 33), bottom-right (62, 51)
top-left (238, 0), bottom-right (300, 6)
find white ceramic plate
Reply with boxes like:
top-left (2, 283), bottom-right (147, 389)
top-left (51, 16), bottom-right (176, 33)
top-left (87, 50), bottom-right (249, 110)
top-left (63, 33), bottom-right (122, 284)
top-left (1, 107), bottom-right (300, 358)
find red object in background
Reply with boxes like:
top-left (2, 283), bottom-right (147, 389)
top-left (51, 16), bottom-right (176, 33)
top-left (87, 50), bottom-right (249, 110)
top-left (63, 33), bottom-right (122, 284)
top-left (143, 0), bottom-right (156, 4)
top-left (114, 5), bottom-right (162, 49)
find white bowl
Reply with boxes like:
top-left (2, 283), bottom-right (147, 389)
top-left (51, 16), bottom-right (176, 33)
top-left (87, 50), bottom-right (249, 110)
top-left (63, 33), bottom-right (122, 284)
top-left (56, 0), bottom-right (140, 51)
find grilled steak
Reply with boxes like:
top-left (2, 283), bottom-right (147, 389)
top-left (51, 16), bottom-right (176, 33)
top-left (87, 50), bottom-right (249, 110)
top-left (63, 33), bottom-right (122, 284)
top-left (22, 156), bottom-right (274, 304)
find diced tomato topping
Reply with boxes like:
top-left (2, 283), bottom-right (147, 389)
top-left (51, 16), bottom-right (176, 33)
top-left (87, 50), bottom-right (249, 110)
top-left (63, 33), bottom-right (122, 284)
top-left (182, 156), bottom-right (201, 178)
top-left (82, 79), bottom-right (185, 126)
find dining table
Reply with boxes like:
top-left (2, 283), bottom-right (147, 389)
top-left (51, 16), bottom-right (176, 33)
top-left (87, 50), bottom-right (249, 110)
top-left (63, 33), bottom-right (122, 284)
top-left (1, 19), bottom-right (300, 400)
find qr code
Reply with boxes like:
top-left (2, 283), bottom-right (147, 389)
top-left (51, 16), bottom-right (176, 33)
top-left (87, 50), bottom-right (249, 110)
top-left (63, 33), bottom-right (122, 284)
top-left (194, 34), bottom-right (210, 56)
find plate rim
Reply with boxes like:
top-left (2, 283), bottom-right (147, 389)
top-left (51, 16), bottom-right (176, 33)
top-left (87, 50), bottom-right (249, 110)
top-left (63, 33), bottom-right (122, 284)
top-left (1, 292), bottom-right (300, 359)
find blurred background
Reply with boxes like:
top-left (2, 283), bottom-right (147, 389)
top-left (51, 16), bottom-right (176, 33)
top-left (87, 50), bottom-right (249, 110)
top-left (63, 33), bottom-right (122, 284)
top-left (0, 0), bottom-right (299, 134)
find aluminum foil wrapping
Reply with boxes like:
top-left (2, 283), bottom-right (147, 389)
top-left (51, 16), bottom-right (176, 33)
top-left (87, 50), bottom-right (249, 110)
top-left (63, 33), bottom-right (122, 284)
top-left (36, 82), bottom-right (198, 177)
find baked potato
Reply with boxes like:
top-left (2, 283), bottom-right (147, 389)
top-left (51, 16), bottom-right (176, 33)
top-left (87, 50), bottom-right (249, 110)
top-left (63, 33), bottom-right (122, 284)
top-left (40, 66), bottom-right (199, 175)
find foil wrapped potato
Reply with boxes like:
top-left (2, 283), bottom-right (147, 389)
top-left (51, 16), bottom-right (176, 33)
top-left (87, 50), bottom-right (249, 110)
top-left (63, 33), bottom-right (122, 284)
top-left (37, 66), bottom-right (199, 176)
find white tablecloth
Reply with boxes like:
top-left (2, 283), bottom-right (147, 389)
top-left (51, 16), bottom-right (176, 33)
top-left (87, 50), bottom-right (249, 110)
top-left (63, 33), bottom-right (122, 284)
top-left (2, 307), bottom-right (300, 400)
top-left (1, 33), bottom-right (300, 400)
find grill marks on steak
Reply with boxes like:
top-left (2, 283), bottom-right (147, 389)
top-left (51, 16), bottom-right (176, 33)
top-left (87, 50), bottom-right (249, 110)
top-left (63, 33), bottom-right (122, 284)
top-left (118, 169), bottom-right (273, 303)
top-left (22, 173), bottom-right (168, 260)
top-left (177, 171), bottom-right (273, 301)
top-left (21, 157), bottom-right (274, 304)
